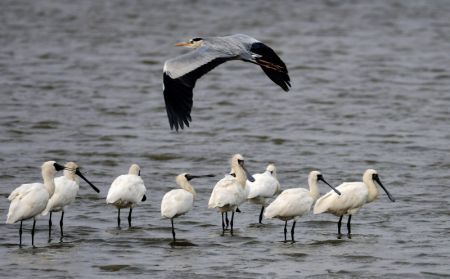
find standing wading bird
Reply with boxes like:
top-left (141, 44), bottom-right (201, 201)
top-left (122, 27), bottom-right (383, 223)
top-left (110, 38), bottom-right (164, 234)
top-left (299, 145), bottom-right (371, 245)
top-left (208, 154), bottom-right (255, 235)
top-left (6, 161), bottom-right (65, 247)
top-left (161, 173), bottom-right (215, 242)
top-left (106, 164), bottom-right (147, 228)
top-left (42, 162), bottom-right (100, 240)
top-left (264, 171), bottom-right (341, 243)
top-left (246, 163), bottom-right (281, 224)
top-left (313, 169), bottom-right (395, 238)
top-left (163, 34), bottom-right (291, 131)
top-left (211, 170), bottom-right (236, 230)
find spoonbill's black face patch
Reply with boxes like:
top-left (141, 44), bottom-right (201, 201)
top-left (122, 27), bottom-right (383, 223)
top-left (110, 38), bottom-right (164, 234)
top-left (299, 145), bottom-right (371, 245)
top-left (54, 163), bottom-right (65, 171)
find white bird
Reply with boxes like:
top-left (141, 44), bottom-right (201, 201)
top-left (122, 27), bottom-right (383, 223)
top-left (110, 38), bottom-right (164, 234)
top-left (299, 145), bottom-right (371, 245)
top-left (161, 173), bottom-right (214, 241)
top-left (208, 154), bottom-right (255, 235)
top-left (106, 164), bottom-right (147, 228)
top-left (6, 161), bottom-right (65, 246)
top-left (163, 34), bottom-right (291, 130)
top-left (313, 169), bottom-right (395, 238)
top-left (246, 163), bottom-right (281, 223)
top-left (264, 171), bottom-right (341, 242)
top-left (42, 161), bottom-right (99, 239)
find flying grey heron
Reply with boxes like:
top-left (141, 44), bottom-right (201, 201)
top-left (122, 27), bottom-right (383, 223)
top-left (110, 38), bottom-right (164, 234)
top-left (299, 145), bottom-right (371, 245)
top-left (163, 34), bottom-right (291, 131)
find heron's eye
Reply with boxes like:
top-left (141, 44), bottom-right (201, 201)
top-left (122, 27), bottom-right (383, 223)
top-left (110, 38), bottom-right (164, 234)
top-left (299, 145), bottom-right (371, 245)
top-left (191, 37), bottom-right (203, 42)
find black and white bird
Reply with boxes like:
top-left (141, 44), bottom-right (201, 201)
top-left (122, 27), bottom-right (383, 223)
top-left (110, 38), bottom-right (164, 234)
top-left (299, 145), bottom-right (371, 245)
top-left (163, 34), bottom-right (291, 131)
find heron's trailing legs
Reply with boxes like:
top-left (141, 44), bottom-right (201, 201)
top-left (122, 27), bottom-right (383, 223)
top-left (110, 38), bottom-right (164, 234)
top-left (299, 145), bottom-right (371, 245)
top-left (258, 59), bottom-right (285, 72)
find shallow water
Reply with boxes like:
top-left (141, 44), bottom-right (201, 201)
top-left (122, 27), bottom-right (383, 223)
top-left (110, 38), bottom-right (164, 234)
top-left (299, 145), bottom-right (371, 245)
top-left (1, 0), bottom-right (449, 278)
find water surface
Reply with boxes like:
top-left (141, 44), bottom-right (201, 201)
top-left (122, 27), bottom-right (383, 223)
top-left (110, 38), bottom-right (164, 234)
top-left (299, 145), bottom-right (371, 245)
top-left (1, 0), bottom-right (449, 278)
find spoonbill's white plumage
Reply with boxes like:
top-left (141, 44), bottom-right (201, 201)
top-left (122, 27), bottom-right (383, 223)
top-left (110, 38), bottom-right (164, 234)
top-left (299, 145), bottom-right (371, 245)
top-left (161, 173), bottom-right (214, 241)
top-left (313, 169), bottom-right (395, 238)
top-left (42, 162), bottom-right (99, 238)
top-left (208, 154), bottom-right (255, 234)
top-left (106, 164), bottom-right (147, 228)
top-left (264, 171), bottom-right (341, 242)
top-left (163, 34), bottom-right (291, 130)
top-left (246, 163), bottom-right (281, 223)
top-left (6, 161), bottom-right (65, 246)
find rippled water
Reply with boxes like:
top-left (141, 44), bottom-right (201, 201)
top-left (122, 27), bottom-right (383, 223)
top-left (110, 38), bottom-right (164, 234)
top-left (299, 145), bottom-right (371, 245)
top-left (1, 0), bottom-right (449, 278)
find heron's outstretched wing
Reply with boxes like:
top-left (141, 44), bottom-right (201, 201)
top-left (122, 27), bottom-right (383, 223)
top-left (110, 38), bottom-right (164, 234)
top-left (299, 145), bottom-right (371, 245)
top-left (163, 47), bottom-right (234, 131)
top-left (250, 42), bottom-right (291, 92)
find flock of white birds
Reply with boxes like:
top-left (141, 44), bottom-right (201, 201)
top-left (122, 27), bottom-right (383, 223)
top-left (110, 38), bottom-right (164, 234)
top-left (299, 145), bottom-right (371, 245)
top-left (6, 154), bottom-right (395, 246)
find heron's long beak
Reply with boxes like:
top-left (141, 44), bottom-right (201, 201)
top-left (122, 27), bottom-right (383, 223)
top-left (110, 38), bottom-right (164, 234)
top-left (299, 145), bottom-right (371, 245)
top-left (318, 176), bottom-right (341, 195)
top-left (187, 174), bottom-right (215, 181)
top-left (175, 41), bottom-right (190, 47)
top-left (75, 169), bottom-right (100, 193)
top-left (373, 176), bottom-right (395, 202)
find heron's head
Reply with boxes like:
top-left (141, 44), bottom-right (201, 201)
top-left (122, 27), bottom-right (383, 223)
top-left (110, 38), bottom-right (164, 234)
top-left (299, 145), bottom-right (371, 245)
top-left (175, 37), bottom-right (204, 48)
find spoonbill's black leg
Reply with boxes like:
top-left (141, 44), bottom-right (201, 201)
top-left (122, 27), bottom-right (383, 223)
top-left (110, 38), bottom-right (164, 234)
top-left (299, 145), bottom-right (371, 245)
top-left (259, 206), bottom-right (264, 224)
top-left (291, 221), bottom-right (296, 243)
top-left (347, 215), bottom-right (352, 238)
top-left (48, 212), bottom-right (52, 239)
top-left (60, 211), bottom-right (64, 238)
top-left (171, 218), bottom-right (176, 241)
top-left (225, 212), bottom-right (229, 229)
top-left (117, 208), bottom-right (121, 228)
top-left (230, 211), bottom-right (235, 235)
top-left (221, 212), bottom-right (225, 235)
top-left (337, 215), bottom-right (343, 239)
top-left (284, 220), bottom-right (288, 243)
top-left (128, 208), bottom-right (132, 227)
top-left (31, 219), bottom-right (36, 247)
top-left (19, 220), bottom-right (23, 247)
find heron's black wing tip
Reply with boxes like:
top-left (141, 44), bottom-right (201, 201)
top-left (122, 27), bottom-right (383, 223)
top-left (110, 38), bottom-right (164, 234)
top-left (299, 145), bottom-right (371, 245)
top-left (250, 42), bottom-right (291, 92)
top-left (163, 72), bottom-right (194, 131)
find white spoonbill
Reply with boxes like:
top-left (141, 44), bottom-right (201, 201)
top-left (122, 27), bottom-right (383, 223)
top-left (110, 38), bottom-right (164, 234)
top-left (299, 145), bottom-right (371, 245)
top-left (6, 161), bottom-right (65, 246)
top-left (106, 164), bottom-right (147, 228)
top-left (313, 169), bottom-right (395, 238)
top-left (208, 154), bottom-right (255, 235)
top-left (246, 163), bottom-right (281, 223)
top-left (161, 173), bottom-right (215, 241)
top-left (264, 171), bottom-right (341, 242)
top-left (42, 161), bottom-right (99, 239)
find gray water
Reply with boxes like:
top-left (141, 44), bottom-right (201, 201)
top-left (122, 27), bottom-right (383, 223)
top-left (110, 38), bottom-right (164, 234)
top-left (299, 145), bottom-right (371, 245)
top-left (1, 0), bottom-right (449, 278)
